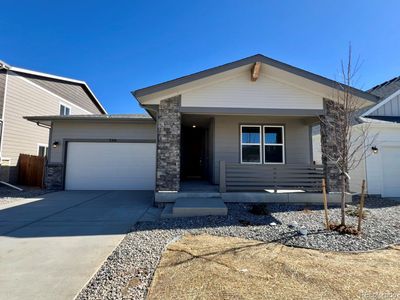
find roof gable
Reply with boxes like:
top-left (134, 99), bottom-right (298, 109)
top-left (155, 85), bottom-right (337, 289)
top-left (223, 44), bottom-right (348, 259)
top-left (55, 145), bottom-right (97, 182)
top-left (133, 54), bottom-right (379, 104)
top-left (0, 60), bottom-right (107, 114)
top-left (362, 88), bottom-right (400, 118)
top-left (178, 70), bottom-right (323, 111)
top-left (18, 72), bottom-right (105, 114)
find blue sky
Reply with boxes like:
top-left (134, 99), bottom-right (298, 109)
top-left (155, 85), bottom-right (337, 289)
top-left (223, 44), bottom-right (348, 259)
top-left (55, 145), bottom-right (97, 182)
top-left (1, 1), bottom-right (399, 114)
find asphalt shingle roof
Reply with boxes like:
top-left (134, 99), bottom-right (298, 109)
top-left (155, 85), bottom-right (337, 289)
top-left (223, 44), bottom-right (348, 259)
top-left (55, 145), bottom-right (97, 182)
top-left (368, 76), bottom-right (400, 99)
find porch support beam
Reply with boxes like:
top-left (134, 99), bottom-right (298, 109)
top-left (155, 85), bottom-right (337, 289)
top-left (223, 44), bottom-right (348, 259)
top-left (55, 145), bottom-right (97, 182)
top-left (180, 107), bottom-right (324, 116)
top-left (251, 62), bottom-right (261, 81)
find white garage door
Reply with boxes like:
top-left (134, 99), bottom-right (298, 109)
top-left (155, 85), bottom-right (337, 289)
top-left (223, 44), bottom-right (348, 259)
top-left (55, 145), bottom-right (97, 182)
top-left (382, 146), bottom-right (400, 197)
top-left (65, 142), bottom-right (156, 190)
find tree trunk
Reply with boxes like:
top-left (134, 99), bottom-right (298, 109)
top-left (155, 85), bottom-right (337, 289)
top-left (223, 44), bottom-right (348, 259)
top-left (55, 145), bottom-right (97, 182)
top-left (340, 174), bottom-right (346, 225)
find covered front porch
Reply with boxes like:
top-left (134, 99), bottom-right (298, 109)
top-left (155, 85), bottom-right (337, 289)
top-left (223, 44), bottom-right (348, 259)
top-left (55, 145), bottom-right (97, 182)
top-left (156, 109), bottom-right (344, 206)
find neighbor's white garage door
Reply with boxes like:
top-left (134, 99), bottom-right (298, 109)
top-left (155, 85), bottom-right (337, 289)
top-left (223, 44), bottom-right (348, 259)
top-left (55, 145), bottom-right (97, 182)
top-left (382, 146), bottom-right (400, 197)
top-left (65, 142), bottom-right (156, 190)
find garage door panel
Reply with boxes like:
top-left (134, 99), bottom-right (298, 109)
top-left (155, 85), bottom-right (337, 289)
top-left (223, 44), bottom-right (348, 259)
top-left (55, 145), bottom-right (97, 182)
top-left (65, 142), bottom-right (155, 190)
top-left (382, 146), bottom-right (400, 197)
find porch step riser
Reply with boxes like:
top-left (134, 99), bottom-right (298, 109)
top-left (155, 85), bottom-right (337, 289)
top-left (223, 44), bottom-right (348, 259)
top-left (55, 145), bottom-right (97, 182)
top-left (172, 208), bottom-right (228, 217)
top-left (161, 197), bottom-right (228, 218)
top-left (155, 192), bottom-right (221, 202)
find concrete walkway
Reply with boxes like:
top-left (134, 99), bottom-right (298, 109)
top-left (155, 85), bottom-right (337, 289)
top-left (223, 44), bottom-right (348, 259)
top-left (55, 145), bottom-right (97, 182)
top-left (0, 190), bottom-right (152, 300)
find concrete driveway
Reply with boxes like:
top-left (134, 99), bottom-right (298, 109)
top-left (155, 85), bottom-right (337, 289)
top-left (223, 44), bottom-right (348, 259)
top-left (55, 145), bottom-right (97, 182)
top-left (0, 190), bottom-right (152, 300)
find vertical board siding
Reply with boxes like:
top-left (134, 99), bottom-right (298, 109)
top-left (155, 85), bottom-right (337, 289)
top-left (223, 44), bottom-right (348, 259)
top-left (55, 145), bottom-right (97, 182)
top-left (212, 115), bottom-right (312, 183)
top-left (370, 94), bottom-right (400, 117)
top-left (181, 71), bottom-right (323, 110)
top-left (2, 73), bottom-right (88, 167)
top-left (17, 72), bottom-right (104, 114)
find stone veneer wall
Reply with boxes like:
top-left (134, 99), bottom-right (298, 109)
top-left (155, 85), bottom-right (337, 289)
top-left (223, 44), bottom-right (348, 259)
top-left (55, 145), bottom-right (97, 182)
top-left (45, 164), bottom-right (64, 190)
top-left (156, 96), bottom-right (181, 191)
top-left (320, 99), bottom-right (341, 192)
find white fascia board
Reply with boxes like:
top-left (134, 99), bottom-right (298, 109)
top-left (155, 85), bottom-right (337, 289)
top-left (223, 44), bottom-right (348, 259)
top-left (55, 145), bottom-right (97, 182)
top-left (359, 117), bottom-right (400, 128)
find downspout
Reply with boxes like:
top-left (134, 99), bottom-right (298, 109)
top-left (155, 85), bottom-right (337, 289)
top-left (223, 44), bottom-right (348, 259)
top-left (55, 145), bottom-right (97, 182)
top-left (0, 65), bottom-right (10, 161)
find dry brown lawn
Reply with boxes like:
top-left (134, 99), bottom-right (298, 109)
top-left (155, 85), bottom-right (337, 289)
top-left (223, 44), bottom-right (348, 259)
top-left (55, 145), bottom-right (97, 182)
top-left (147, 234), bottom-right (400, 300)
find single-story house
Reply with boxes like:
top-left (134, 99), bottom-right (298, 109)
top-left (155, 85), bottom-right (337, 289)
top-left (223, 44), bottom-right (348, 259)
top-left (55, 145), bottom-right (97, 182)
top-left (313, 76), bottom-right (400, 197)
top-left (26, 55), bottom-right (379, 212)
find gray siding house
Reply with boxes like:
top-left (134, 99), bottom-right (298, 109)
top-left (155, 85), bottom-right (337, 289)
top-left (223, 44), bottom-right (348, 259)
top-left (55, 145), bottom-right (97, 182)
top-left (27, 55), bottom-right (379, 215)
top-left (0, 60), bottom-right (106, 183)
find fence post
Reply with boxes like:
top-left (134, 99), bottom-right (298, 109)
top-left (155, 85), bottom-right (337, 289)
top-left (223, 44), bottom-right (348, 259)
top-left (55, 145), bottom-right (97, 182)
top-left (219, 160), bottom-right (226, 193)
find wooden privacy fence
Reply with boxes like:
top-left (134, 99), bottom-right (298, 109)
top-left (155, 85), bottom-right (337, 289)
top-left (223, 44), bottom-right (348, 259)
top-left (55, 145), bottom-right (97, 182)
top-left (18, 154), bottom-right (46, 187)
top-left (219, 161), bottom-right (324, 193)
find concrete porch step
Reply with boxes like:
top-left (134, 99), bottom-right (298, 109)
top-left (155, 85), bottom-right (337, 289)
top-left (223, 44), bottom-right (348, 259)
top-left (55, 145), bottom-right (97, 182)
top-left (160, 203), bottom-right (175, 219)
top-left (172, 197), bottom-right (228, 217)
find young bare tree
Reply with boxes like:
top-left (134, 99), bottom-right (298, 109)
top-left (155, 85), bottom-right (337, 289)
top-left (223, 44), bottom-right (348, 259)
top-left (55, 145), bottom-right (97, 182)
top-left (320, 44), bottom-right (376, 227)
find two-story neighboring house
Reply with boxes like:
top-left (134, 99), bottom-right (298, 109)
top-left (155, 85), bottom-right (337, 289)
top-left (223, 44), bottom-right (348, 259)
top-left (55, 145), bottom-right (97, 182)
top-left (0, 60), bottom-right (106, 183)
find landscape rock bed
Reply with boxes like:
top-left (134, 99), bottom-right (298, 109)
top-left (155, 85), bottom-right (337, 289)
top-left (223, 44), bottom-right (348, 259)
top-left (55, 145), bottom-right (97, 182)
top-left (0, 186), bottom-right (49, 205)
top-left (77, 197), bottom-right (400, 300)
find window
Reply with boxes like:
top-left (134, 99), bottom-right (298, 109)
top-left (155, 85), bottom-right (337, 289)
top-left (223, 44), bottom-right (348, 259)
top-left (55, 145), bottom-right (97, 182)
top-left (59, 104), bottom-right (70, 116)
top-left (240, 125), bottom-right (261, 163)
top-left (264, 126), bottom-right (285, 164)
top-left (38, 145), bottom-right (48, 157)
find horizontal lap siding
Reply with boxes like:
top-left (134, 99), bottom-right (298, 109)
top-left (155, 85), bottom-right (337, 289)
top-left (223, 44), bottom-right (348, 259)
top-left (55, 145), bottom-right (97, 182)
top-left (20, 73), bottom-right (103, 114)
top-left (182, 71), bottom-right (323, 110)
top-left (2, 73), bottom-right (85, 167)
top-left (213, 115), bottom-right (311, 184)
top-left (50, 121), bottom-right (156, 163)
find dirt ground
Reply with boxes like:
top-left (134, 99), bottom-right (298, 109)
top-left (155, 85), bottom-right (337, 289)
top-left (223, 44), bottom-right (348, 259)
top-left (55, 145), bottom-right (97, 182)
top-left (147, 234), bottom-right (400, 300)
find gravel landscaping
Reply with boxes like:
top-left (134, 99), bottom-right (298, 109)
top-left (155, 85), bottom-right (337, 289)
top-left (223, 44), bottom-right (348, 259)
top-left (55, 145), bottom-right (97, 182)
top-left (0, 185), bottom-right (49, 205)
top-left (77, 197), bottom-right (400, 300)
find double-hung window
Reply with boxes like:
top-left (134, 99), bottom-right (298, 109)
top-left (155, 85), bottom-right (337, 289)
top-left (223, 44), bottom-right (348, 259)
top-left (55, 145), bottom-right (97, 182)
top-left (263, 125), bottom-right (285, 164)
top-left (240, 125), bottom-right (285, 164)
top-left (240, 125), bottom-right (262, 164)
top-left (59, 104), bottom-right (71, 116)
top-left (37, 145), bottom-right (48, 157)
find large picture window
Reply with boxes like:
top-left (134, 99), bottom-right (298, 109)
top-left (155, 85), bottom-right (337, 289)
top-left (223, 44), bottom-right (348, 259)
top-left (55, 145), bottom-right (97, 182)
top-left (264, 125), bottom-right (285, 164)
top-left (240, 125), bottom-right (261, 163)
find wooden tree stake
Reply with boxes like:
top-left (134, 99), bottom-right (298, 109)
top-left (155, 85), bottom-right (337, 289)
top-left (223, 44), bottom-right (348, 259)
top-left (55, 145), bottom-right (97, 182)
top-left (357, 180), bottom-right (366, 233)
top-left (322, 178), bottom-right (329, 230)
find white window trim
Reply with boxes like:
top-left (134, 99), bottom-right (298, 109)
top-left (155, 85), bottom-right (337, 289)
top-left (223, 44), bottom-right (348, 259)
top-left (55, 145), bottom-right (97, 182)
top-left (263, 125), bottom-right (285, 164)
top-left (240, 125), bottom-right (262, 164)
top-left (59, 103), bottom-right (71, 116)
top-left (37, 143), bottom-right (48, 157)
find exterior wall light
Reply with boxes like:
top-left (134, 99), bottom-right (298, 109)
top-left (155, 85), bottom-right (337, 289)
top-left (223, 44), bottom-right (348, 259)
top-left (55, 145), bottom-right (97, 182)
top-left (52, 141), bottom-right (59, 148)
top-left (371, 146), bottom-right (378, 154)
top-left (192, 125), bottom-right (196, 128)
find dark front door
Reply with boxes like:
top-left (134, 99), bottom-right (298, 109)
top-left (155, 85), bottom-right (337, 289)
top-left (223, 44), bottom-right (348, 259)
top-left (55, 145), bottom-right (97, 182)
top-left (181, 127), bottom-right (208, 180)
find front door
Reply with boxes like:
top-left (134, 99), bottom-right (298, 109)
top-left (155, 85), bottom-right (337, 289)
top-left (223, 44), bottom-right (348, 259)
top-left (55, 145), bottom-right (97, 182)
top-left (181, 127), bottom-right (208, 180)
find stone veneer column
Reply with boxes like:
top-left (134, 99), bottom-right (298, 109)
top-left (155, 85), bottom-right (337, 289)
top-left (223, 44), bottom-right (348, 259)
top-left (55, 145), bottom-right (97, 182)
top-left (320, 99), bottom-right (342, 192)
top-left (45, 163), bottom-right (64, 190)
top-left (156, 96), bottom-right (181, 191)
